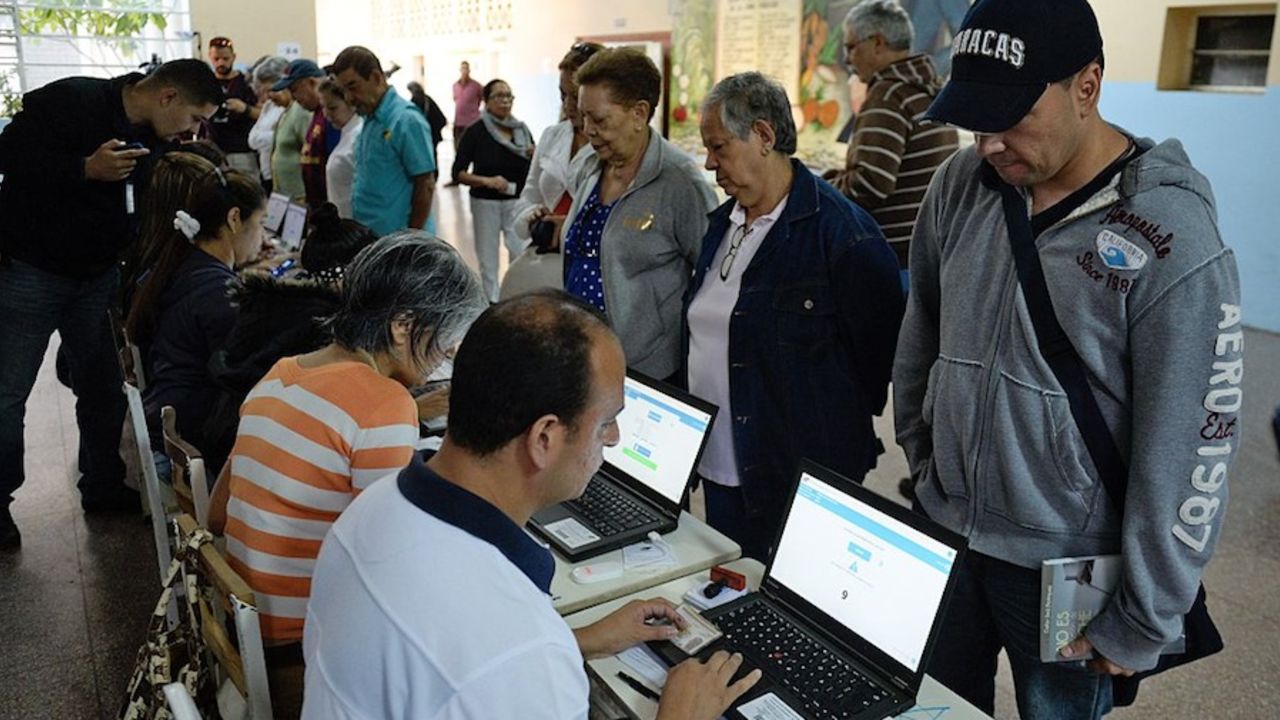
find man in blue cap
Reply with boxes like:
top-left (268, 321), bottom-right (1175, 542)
top-left (893, 0), bottom-right (1240, 717)
top-left (273, 58), bottom-right (331, 207)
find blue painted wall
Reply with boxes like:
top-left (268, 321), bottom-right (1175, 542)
top-left (1101, 82), bottom-right (1280, 333)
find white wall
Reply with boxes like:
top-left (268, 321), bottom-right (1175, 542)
top-left (314, 0), bottom-right (675, 140)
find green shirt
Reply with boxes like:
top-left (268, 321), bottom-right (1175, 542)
top-left (271, 101), bottom-right (310, 202)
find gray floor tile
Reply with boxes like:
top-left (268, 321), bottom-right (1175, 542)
top-left (0, 653), bottom-right (100, 720)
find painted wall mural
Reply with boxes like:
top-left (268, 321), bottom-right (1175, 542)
top-left (668, 0), bottom-right (966, 168)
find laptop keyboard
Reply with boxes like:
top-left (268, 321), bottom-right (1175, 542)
top-left (564, 479), bottom-right (660, 537)
top-left (716, 601), bottom-right (890, 719)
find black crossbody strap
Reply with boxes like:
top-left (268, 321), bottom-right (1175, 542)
top-left (997, 184), bottom-right (1130, 512)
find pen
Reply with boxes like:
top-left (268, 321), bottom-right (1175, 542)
top-left (616, 671), bottom-right (660, 701)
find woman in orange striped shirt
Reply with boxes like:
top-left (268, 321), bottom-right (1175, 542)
top-left (207, 231), bottom-right (485, 717)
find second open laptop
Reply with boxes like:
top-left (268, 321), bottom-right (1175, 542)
top-left (651, 460), bottom-right (967, 720)
top-left (528, 369), bottom-right (717, 562)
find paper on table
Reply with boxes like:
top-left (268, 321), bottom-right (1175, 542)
top-left (739, 692), bottom-right (805, 720)
top-left (623, 537), bottom-right (678, 570)
top-left (618, 645), bottom-right (669, 689)
top-left (683, 580), bottom-right (748, 611)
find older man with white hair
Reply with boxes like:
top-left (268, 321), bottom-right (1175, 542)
top-left (827, 0), bottom-right (958, 284)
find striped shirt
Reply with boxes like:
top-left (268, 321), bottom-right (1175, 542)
top-left (832, 55), bottom-right (959, 267)
top-left (223, 357), bottom-right (418, 643)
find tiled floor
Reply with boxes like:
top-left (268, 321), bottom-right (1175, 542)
top-left (2, 153), bottom-right (1278, 717)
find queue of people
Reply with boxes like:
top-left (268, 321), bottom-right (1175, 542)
top-left (0, 0), bottom-right (1243, 718)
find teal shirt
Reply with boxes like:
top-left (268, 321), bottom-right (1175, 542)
top-left (353, 88), bottom-right (436, 236)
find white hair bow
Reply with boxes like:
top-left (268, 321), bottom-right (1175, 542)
top-left (173, 210), bottom-right (200, 242)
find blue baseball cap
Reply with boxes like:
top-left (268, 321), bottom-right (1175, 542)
top-left (924, 0), bottom-right (1104, 133)
top-left (272, 59), bottom-right (327, 91)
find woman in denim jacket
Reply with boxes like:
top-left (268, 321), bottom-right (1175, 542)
top-left (684, 73), bottom-right (904, 560)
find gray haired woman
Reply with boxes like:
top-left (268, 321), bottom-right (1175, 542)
top-left (206, 230), bottom-right (485, 715)
top-left (247, 55), bottom-right (289, 192)
top-left (684, 72), bottom-right (903, 560)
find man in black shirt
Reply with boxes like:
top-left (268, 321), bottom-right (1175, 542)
top-left (206, 36), bottom-right (262, 177)
top-left (0, 59), bottom-right (221, 548)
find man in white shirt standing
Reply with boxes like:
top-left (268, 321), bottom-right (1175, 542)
top-left (303, 290), bottom-right (760, 719)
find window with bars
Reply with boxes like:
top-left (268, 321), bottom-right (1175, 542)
top-left (1159, 5), bottom-right (1277, 92)
top-left (373, 0), bottom-right (511, 38)
top-left (1190, 14), bottom-right (1275, 88)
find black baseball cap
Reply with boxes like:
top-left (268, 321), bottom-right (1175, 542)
top-left (924, 0), bottom-right (1103, 133)
top-left (272, 59), bottom-right (327, 91)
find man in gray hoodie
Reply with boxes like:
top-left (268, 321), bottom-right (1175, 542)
top-left (894, 0), bottom-right (1241, 717)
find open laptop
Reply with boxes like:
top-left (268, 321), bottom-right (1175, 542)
top-left (261, 192), bottom-right (289, 235)
top-left (280, 202), bottom-right (308, 251)
top-left (652, 460), bottom-right (966, 720)
top-left (528, 369), bottom-right (717, 561)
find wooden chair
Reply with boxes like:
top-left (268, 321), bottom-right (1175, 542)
top-left (175, 514), bottom-right (274, 720)
top-left (162, 405), bottom-right (211, 528)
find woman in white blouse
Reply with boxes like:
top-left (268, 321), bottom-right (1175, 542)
top-left (320, 79), bottom-right (364, 219)
top-left (247, 56), bottom-right (289, 193)
top-left (501, 42), bottom-right (604, 298)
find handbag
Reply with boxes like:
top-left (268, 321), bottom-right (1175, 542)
top-left (118, 527), bottom-right (221, 719)
top-left (996, 173), bottom-right (1223, 707)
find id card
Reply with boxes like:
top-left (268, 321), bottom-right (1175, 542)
top-left (672, 604), bottom-right (723, 655)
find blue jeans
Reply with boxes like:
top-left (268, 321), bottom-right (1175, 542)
top-left (0, 260), bottom-right (127, 506)
top-left (702, 479), bottom-right (781, 563)
top-left (927, 549), bottom-right (1114, 719)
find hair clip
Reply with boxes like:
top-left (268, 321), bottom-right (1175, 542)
top-left (173, 210), bottom-right (200, 242)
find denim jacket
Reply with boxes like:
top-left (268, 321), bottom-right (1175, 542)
top-left (682, 160), bottom-right (904, 517)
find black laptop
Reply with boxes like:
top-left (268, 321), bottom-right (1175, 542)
top-left (528, 369), bottom-right (717, 561)
top-left (652, 460), bottom-right (966, 720)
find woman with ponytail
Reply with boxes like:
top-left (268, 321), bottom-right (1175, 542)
top-left (203, 202), bottom-right (379, 459)
top-left (126, 165), bottom-right (265, 477)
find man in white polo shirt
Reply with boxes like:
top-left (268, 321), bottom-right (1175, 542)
top-left (303, 290), bottom-right (760, 719)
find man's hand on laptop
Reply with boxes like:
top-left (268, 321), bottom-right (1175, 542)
top-left (572, 598), bottom-right (684, 659)
top-left (657, 650), bottom-right (762, 720)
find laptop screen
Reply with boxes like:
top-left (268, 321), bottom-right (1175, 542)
top-left (262, 192), bottom-right (289, 233)
top-left (769, 472), bottom-right (959, 672)
top-left (602, 374), bottom-right (713, 506)
top-left (281, 203), bottom-right (308, 251)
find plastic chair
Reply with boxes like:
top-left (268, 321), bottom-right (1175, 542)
top-left (163, 682), bottom-right (205, 720)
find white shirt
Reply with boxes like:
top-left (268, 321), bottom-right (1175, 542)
top-left (248, 102), bottom-right (285, 182)
top-left (326, 116), bottom-right (364, 219)
top-left (302, 465), bottom-right (589, 720)
top-left (513, 120), bottom-right (596, 239)
top-left (687, 195), bottom-right (789, 487)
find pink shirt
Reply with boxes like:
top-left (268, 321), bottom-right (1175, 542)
top-left (453, 79), bottom-right (483, 127)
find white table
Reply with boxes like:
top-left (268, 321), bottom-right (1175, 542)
top-left (551, 510), bottom-right (741, 615)
top-left (563, 559), bottom-right (992, 720)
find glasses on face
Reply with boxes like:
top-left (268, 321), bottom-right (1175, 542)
top-left (719, 224), bottom-right (751, 281)
top-left (842, 35), bottom-right (874, 71)
top-left (490, 92), bottom-right (515, 101)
